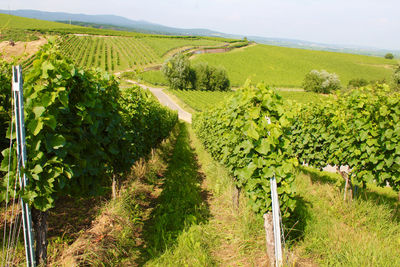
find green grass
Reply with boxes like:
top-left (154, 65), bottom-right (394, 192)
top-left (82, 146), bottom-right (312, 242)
top-left (277, 89), bottom-right (331, 104)
top-left (0, 28), bottom-right (39, 42)
top-left (0, 14), bottom-right (82, 30)
top-left (192, 44), bottom-right (397, 87)
top-left (138, 70), bottom-right (168, 85)
top-left (167, 88), bottom-right (328, 112)
top-left (138, 122), bottom-right (213, 266)
top-left (292, 166), bottom-right (400, 266)
top-left (0, 13), bottom-right (146, 37)
top-left (167, 89), bottom-right (234, 112)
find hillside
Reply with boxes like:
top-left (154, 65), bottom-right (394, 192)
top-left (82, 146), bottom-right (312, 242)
top-left (0, 14), bottom-right (236, 70)
top-left (0, 9), bottom-right (223, 36)
top-left (0, 13), bottom-right (148, 37)
top-left (58, 35), bottom-right (226, 71)
top-left (2, 9), bottom-right (399, 57)
top-left (191, 44), bottom-right (397, 87)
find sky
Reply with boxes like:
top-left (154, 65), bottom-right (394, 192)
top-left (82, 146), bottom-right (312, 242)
top-left (1, 0), bottom-right (399, 50)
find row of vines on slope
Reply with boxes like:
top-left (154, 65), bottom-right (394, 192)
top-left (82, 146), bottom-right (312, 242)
top-left (193, 81), bottom-right (400, 230)
top-left (193, 82), bottom-right (298, 218)
top-left (0, 42), bottom-right (178, 263)
top-left (58, 35), bottom-right (159, 71)
top-left (290, 84), bottom-right (400, 198)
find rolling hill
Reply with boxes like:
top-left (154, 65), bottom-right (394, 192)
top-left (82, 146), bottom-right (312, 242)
top-left (0, 9), bottom-right (224, 36)
top-left (1, 9), bottom-right (399, 57)
top-left (191, 44), bottom-right (397, 87)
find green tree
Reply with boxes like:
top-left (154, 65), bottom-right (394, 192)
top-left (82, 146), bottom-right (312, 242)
top-left (161, 53), bottom-right (193, 89)
top-left (194, 63), bottom-right (230, 91)
top-left (385, 53), bottom-right (394, 59)
top-left (303, 69), bottom-right (341, 94)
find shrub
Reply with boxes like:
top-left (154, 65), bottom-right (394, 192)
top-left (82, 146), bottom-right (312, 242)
top-left (385, 53), bottom-right (394, 59)
top-left (194, 63), bottom-right (230, 91)
top-left (393, 65), bottom-right (400, 90)
top-left (161, 53), bottom-right (193, 89)
top-left (348, 78), bottom-right (368, 89)
top-left (303, 69), bottom-right (341, 94)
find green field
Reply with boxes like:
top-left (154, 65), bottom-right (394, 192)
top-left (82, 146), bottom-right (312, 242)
top-left (137, 70), bottom-right (168, 85)
top-left (0, 13), bottom-right (82, 30)
top-left (168, 88), bottom-right (327, 112)
top-left (192, 44), bottom-right (397, 87)
top-left (0, 13), bottom-right (148, 37)
top-left (167, 90), bottom-right (234, 112)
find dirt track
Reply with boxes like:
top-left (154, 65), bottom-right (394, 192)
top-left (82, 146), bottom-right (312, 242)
top-left (126, 80), bottom-right (192, 123)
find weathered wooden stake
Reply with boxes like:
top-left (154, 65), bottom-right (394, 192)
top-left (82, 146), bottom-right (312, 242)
top-left (112, 174), bottom-right (117, 200)
top-left (232, 185), bottom-right (241, 210)
top-left (263, 212), bottom-right (275, 267)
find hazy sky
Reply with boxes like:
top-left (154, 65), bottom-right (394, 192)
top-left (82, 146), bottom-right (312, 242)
top-left (1, 0), bottom-right (399, 50)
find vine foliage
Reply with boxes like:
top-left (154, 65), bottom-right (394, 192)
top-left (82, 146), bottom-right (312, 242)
top-left (193, 82), bottom-right (298, 217)
top-left (0, 43), bottom-right (178, 212)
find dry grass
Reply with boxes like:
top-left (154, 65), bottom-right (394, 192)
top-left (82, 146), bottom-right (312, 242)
top-left (0, 37), bottom-right (47, 62)
top-left (48, 125), bottom-right (180, 266)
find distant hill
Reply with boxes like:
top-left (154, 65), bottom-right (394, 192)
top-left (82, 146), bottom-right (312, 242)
top-left (247, 36), bottom-right (400, 58)
top-left (0, 9), bottom-right (224, 36)
top-left (1, 9), bottom-right (399, 58)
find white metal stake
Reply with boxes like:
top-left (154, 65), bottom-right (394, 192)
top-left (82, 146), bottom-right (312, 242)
top-left (12, 65), bottom-right (36, 267)
top-left (270, 177), bottom-right (283, 267)
top-left (266, 116), bottom-right (283, 267)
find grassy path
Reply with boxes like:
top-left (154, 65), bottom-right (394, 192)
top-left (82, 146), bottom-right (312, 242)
top-left (139, 122), bottom-right (213, 265)
top-left (46, 119), bottom-right (400, 266)
top-left (140, 123), bottom-right (268, 266)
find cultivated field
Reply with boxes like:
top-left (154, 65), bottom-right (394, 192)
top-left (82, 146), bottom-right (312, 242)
top-left (191, 44), bottom-right (397, 87)
top-left (58, 35), bottom-right (226, 71)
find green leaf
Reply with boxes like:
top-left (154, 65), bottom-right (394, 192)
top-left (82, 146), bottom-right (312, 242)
top-left (33, 106), bottom-right (45, 118)
top-left (256, 138), bottom-right (270, 155)
top-left (27, 119), bottom-right (44, 136)
top-left (262, 167), bottom-right (274, 179)
top-left (236, 163), bottom-right (257, 180)
top-left (248, 107), bottom-right (261, 119)
top-left (43, 115), bottom-right (57, 130)
top-left (32, 164), bottom-right (43, 174)
top-left (21, 190), bottom-right (38, 204)
top-left (41, 61), bottom-right (55, 79)
top-left (245, 122), bottom-right (259, 140)
top-left (0, 149), bottom-right (11, 172)
top-left (49, 134), bottom-right (66, 150)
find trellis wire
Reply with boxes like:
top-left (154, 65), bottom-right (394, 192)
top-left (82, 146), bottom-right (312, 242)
top-left (1, 66), bottom-right (36, 267)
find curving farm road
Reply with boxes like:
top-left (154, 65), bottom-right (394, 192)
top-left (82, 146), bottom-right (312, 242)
top-left (126, 80), bottom-right (192, 123)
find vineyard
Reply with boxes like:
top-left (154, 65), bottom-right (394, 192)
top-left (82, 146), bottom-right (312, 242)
top-left (1, 11), bottom-right (400, 267)
top-left (194, 81), bottom-right (400, 212)
top-left (58, 35), bottom-right (159, 71)
top-left (192, 81), bottom-right (400, 265)
top-left (192, 44), bottom-right (397, 87)
top-left (0, 43), bottom-right (178, 264)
